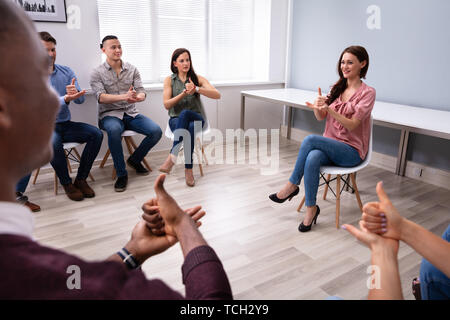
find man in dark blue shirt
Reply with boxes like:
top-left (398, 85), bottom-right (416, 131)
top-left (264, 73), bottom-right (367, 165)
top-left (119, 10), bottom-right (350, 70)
top-left (40, 32), bottom-right (103, 201)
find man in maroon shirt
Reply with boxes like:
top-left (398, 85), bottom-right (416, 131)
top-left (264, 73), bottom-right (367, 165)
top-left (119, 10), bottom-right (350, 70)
top-left (0, 1), bottom-right (232, 300)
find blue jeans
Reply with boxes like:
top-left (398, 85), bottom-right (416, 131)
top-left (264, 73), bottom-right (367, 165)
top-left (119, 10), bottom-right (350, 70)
top-left (16, 174), bottom-right (32, 193)
top-left (289, 135), bottom-right (362, 207)
top-left (100, 114), bottom-right (162, 177)
top-left (420, 224), bottom-right (450, 300)
top-left (51, 121), bottom-right (103, 185)
top-left (169, 110), bottom-right (204, 169)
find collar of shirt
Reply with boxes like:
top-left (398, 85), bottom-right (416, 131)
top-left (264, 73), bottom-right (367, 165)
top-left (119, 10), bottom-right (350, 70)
top-left (103, 60), bottom-right (128, 72)
top-left (171, 73), bottom-right (188, 84)
top-left (337, 81), bottom-right (367, 104)
top-left (0, 202), bottom-right (34, 239)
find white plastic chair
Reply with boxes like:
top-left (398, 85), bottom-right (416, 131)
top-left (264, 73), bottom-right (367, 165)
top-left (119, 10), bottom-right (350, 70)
top-left (297, 116), bottom-right (373, 228)
top-left (164, 113), bottom-right (210, 177)
top-left (33, 142), bottom-right (95, 195)
top-left (99, 130), bottom-right (152, 179)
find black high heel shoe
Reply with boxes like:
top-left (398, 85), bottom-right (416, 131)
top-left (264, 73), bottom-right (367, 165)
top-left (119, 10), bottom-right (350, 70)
top-left (269, 186), bottom-right (300, 203)
top-left (298, 205), bottom-right (320, 233)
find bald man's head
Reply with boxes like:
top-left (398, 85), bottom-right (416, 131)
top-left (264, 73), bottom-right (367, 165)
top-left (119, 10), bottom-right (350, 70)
top-left (0, 1), bottom-right (59, 189)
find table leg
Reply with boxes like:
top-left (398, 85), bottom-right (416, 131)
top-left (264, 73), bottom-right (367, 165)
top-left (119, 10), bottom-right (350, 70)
top-left (396, 129), bottom-right (406, 175)
top-left (399, 130), bottom-right (410, 176)
top-left (287, 106), bottom-right (293, 140)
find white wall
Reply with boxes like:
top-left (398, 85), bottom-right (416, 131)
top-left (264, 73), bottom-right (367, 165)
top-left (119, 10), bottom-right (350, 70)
top-left (288, 0), bottom-right (450, 171)
top-left (35, 0), bottom-right (101, 89)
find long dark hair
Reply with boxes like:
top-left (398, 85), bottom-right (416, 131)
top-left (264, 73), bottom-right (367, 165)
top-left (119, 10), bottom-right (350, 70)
top-left (170, 48), bottom-right (200, 97)
top-left (326, 46), bottom-right (369, 106)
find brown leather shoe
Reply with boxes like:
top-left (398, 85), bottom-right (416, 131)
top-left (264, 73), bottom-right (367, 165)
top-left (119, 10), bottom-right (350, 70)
top-left (74, 179), bottom-right (95, 198)
top-left (24, 201), bottom-right (41, 212)
top-left (62, 183), bottom-right (84, 201)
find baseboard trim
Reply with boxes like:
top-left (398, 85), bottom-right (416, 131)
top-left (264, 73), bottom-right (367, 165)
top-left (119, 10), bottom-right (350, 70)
top-left (404, 161), bottom-right (450, 191)
top-left (281, 125), bottom-right (450, 190)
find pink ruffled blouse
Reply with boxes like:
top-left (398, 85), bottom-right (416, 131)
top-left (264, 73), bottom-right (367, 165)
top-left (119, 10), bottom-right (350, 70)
top-left (323, 82), bottom-right (376, 160)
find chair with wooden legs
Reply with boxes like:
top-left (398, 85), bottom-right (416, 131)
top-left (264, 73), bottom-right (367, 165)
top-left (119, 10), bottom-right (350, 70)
top-left (33, 142), bottom-right (95, 195)
top-left (297, 116), bottom-right (373, 228)
top-left (164, 118), bottom-right (210, 177)
top-left (99, 130), bottom-right (152, 180)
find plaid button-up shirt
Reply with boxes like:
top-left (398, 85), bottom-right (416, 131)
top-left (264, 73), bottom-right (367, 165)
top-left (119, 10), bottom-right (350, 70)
top-left (90, 61), bottom-right (146, 120)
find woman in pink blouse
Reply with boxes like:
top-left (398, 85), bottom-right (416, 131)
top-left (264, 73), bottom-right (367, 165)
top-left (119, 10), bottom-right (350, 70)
top-left (269, 46), bottom-right (375, 232)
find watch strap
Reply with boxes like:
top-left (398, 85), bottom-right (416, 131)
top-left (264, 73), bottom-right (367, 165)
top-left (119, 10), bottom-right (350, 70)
top-left (117, 247), bottom-right (140, 269)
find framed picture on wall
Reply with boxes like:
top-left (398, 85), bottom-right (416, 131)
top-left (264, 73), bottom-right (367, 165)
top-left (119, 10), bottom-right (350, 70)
top-left (13, 0), bottom-right (67, 23)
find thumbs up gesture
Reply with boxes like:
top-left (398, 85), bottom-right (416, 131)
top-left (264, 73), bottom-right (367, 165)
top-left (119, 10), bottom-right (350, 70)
top-left (358, 181), bottom-right (405, 240)
top-left (184, 77), bottom-right (197, 95)
top-left (146, 174), bottom-right (205, 237)
top-left (342, 181), bottom-right (401, 253)
top-left (306, 87), bottom-right (328, 111)
top-left (123, 174), bottom-right (206, 263)
top-left (65, 78), bottom-right (86, 102)
top-left (316, 87), bottom-right (327, 108)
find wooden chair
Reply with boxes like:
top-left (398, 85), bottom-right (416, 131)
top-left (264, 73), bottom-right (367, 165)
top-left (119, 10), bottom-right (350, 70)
top-left (33, 142), bottom-right (95, 195)
top-left (297, 116), bottom-right (373, 228)
top-left (99, 130), bottom-right (152, 179)
top-left (164, 117), bottom-right (210, 177)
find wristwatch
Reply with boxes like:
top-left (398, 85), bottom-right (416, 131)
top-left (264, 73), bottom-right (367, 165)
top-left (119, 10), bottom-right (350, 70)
top-left (117, 247), bottom-right (140, 270)
top-left (195, 86), bottom-right (200, 93)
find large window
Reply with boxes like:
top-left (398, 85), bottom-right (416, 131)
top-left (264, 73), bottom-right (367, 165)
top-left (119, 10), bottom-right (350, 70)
top-left (97, 0), bottom-right (271, 83)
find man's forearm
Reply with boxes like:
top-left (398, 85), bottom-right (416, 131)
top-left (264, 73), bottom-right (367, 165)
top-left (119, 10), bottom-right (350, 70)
top-left (106, 253), bottom-right (123, 264)
top-left (174, 215), bottom-right (208, 258)
top-left (99, 93), bottom-right (126, 104)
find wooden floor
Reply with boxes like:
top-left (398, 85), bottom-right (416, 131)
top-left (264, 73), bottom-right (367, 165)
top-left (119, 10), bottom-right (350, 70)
top-left (27, 137), bottom-right (450, 300)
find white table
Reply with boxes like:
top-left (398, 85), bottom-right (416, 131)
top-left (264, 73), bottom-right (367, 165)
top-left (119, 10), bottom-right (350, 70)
top-left (240, 88), bottom-right (450, 176)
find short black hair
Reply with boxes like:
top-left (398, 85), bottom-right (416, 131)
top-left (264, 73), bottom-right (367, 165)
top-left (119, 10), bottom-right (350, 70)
top-left (39, 31), bottom-right (56, 44)
top-left (100, 35), bottom-right (118, 49)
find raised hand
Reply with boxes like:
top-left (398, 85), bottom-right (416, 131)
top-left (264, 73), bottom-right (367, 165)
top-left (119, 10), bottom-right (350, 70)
top-left (141, 199), bottom-right (205, 236)
top-left (361, 181), bottom-right (406, 240)
top-left (127, 218), bottom-right (177, 262)
top-left (152, 174), bottom-right (191, 237)
top-left (125, 175), bottom-right (206, 263)
top-left (316, 87), bottom-right (327, 108)
top-left (342, 220), bottom-right (399, 254)
top-left (306, 87), bottom-right (328, 111)
top-left (64, 78), bottom-right (86, 102)
top-left (185, 77), bottom-right (196, 95)
top-left (125, 85), bottom-right (138, 103)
